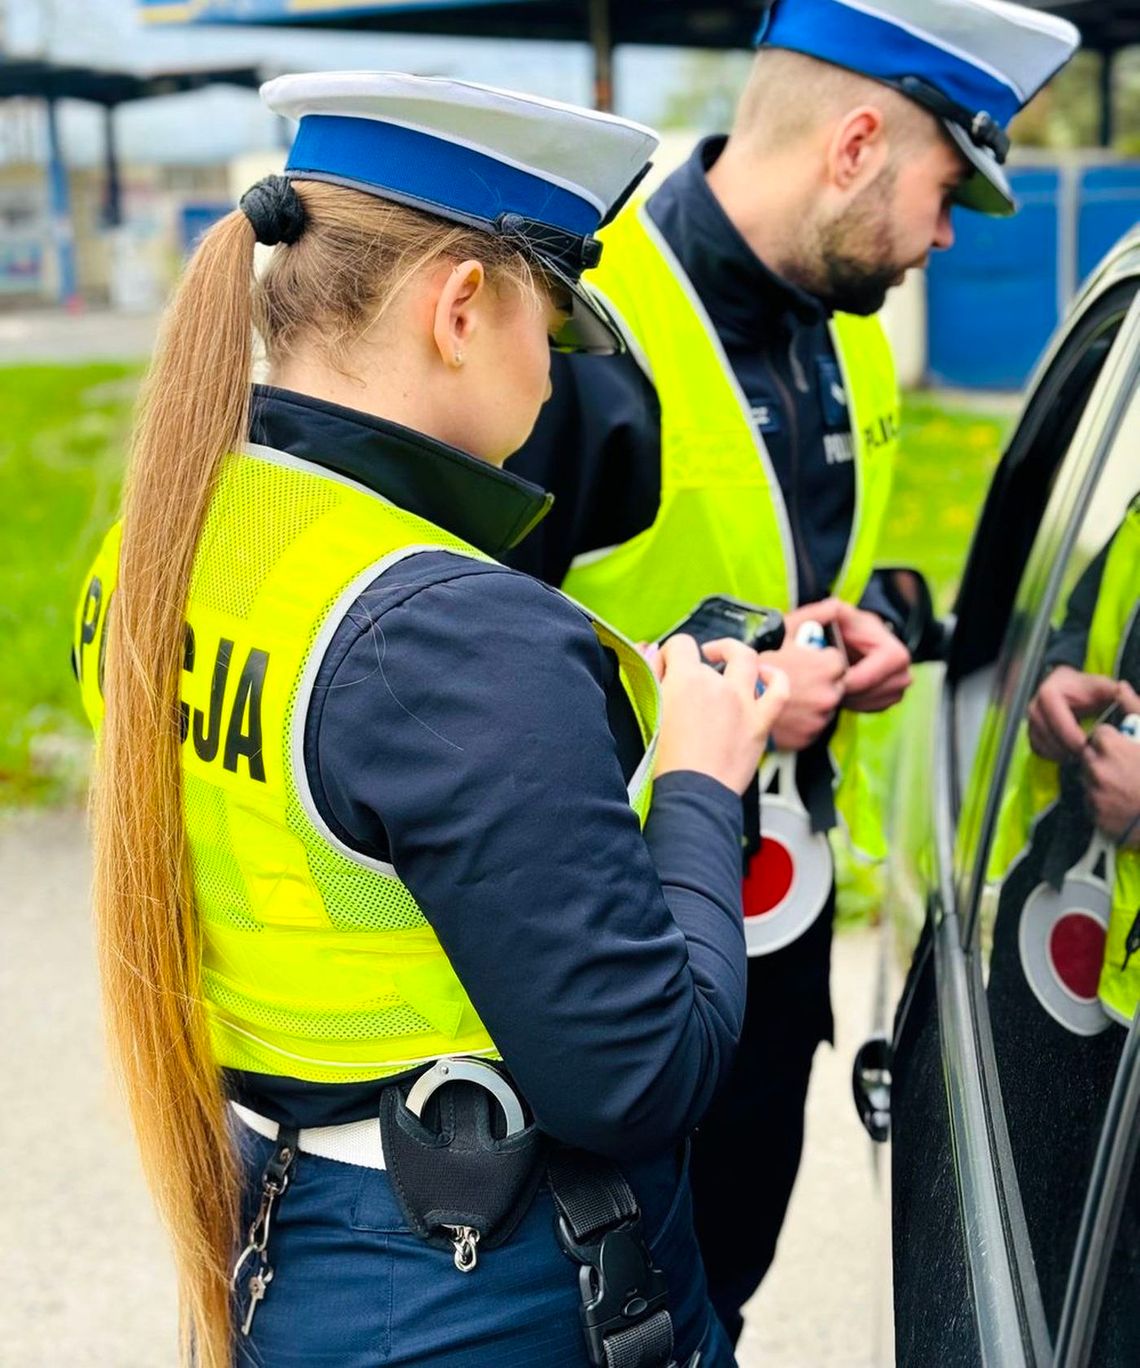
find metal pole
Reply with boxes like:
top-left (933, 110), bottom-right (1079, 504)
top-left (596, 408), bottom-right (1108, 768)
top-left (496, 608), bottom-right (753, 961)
top-left (589, 0), bottom-right (614, 112)
top-left (44, 96), bottom-right (80, 307)
top-left (102, 104), bottom-right (123, 228)
top-left (1098, 48), bottom-right (1115, 148)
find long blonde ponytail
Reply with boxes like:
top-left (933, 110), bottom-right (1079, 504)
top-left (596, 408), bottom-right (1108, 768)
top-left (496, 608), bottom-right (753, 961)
top-left (91, 208), bottom-right (255, 1368)
top-left (90, 181), bottom-right (543, 1366)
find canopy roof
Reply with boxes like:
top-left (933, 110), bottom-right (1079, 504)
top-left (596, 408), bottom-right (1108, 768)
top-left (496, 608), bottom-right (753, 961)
top-left (138, 0), bottom-right (1140, 57)
top-left (0, 60), bottom-right (261, 107)
top-left (138, 0), bottom-right (769, 49)
top-left (1025, 1), bottom-right (1140, 54)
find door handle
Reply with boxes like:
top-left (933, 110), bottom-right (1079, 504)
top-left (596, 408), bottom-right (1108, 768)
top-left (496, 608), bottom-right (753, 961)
top-left (852, 1033), bottom-right (892, 1143)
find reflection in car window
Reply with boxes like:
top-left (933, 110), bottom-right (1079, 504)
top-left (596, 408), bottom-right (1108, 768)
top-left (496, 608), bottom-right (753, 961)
top-left (949, 288), bottom-right (1134, 808)
top-left (980, 378), bottom-right (1140, 1351)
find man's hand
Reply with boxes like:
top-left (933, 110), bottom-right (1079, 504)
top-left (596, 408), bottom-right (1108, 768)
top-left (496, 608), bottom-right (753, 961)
top-left (1027, 665), bottom-right (1119, 762)
top-left (1081, 688), bottom-right (1140, 845)
top-left (832, 600), bottom-right (912, 713)
top-left (762, 598), bottom-right (847, 751)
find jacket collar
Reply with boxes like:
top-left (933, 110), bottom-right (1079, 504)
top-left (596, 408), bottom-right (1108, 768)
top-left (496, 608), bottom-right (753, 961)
top-left (250, 385), bottom-right (552, 559)
top-left (646, 135), bottom-right (828, 346)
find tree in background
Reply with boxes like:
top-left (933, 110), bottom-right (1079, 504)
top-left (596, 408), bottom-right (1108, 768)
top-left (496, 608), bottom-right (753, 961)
top-left (1013, 49), bottom-right (1140, 153)
top-left (657, 51), bottom-right (752, 133)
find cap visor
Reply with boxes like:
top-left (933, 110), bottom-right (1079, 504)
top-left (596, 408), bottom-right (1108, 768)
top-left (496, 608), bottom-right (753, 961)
top-left (541, 260), bottom-right (626, 355)
top-left (945, 120), bottom-right (1016, 217)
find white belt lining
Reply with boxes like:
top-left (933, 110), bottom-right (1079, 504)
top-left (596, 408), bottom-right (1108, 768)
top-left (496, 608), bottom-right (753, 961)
top-left (231, 1102), bottom-right (387, 1171)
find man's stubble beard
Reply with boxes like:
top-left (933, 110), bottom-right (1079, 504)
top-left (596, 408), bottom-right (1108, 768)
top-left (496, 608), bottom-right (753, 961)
top-left (785, 166), bottom-right (903, 317)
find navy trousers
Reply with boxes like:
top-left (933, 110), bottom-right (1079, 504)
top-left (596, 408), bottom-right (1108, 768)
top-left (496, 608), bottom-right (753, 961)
top-left (233, 1123), bottom-right (736, 1367)
top-left (690, 893), bottom-right (835, 1344)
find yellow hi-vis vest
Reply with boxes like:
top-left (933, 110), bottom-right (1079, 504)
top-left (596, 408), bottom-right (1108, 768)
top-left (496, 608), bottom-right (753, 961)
top-left (990, 504), bottom-right (1140, 1026)
top-left (563, 202), bottom-right (899, 860)
top-left (75, 444), bottom-right (661, 1084)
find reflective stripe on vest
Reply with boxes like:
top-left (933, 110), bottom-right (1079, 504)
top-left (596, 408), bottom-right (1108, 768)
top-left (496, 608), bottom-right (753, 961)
top-left (562, 201), bottom-right (899, 861)
top-left (76, 444), bottom-right (661, 1083)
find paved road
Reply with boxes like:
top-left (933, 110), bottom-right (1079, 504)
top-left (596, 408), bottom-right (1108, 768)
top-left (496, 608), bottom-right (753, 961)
top-left (0, 309), bottom-right (158, 364)
top-left (2, 808), bottom-right (892, 1366)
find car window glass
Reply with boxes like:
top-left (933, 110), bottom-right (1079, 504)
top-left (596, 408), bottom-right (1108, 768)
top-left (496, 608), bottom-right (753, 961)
top-left (949, 284), bottom-right (1135, 802)
top-left (962, 342), bottom-right (1140, 1343)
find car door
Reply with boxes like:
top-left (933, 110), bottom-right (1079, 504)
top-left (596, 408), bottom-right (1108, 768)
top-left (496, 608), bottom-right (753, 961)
top-left (886, 229), bottom-right (1140, 1368)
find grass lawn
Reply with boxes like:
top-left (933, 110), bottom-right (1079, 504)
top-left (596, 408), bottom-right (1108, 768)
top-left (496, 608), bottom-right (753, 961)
top-left (1, 364), bottom-right (140, 804)
top-left (878, 393), bottom-right (1013, 610)
top-left (0, 368), bottom-right (1013, 807)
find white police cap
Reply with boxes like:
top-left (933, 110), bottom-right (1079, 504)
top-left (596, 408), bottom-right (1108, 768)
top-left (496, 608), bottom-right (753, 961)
top-left (259, 72), bottom-right (659, 353)
top-left (757, 0), bottom-right (1080, 216)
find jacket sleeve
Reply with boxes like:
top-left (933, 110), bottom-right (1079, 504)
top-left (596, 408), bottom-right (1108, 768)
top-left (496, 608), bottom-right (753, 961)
top-left (504, 350), bottom-right (662, 586)
top-left (307, 558), bottom-right (746, 1160)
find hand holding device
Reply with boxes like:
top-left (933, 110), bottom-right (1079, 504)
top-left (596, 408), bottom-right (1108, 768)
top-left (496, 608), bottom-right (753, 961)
top-left (760, 601), bottom-right (847, 752)
top-left (1082, 683), bottom-right (1140, 846)
top-left (653, 634), bottom-right (789, 795)
top-left (1027, 665), bottom-right (1121, 762)
top-left (832, 600), bottom-right (912, 713)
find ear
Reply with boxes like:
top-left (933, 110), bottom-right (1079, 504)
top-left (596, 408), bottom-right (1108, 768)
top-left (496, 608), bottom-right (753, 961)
top-left (827, 106), bottom-right (888, 191)
top-left (432, 259), bottom-right (487, 369)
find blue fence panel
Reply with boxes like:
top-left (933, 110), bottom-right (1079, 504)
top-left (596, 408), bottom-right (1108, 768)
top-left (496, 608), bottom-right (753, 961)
top-left (1078, 165), bottom-right (1140, 285)
top-left (926, 168), bottom-right (1060, 390)
top-left (178, 201), bottom-right (232, 254)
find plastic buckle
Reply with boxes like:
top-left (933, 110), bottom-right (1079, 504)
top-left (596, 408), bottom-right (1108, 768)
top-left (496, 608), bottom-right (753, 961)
top-left (558, 1216), bottom-right (670, 1367)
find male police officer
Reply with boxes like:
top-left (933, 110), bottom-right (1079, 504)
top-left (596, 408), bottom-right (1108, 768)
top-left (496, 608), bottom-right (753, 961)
top-left (508, 0), bottom-right (1080, 1343)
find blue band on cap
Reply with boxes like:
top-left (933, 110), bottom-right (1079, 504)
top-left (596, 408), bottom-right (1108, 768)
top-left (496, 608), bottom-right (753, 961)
top-left (756, 0), bottom-right (1020, 128)
top-left (286, 114), bottom-right (601, 237)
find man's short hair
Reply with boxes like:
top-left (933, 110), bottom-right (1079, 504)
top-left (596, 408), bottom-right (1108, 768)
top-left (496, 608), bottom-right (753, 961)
top-left (735, 48), bottom-right (942, 156)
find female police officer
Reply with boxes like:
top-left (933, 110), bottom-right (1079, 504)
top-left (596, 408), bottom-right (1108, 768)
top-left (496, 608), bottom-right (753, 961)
top-left (76, 73), bottom-right (788, 1367)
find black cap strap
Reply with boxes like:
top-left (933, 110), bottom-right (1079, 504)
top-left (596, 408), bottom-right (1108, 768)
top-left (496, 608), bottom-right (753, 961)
top-left (239, 174), bottom-right (307, 246)
top-left (495, 212), bottom-right (603, 278)
top-left (894, 75), bottom-right (1011, 164)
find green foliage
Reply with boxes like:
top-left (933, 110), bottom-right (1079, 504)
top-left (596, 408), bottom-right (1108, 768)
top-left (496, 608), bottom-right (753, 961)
top-left (0, 364), bottom-right (138, 804)
top-left (658, 51), bottom-right (753, 133)
top-left (880, 394), bottom-right (1013, 611)
top-left (1013, 49), bottom-right (1140, 152)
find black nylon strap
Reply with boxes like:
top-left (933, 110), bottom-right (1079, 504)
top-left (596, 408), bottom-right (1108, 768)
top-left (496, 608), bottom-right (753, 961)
top-left (548, 1147), bottom-right (676, 1368)
top-left (547, 1148), bottom-right (640, 1242)
top-left (265, 1126), bottom-right (299, 1186)
top-left (603, 1310), bottom-right (675, 1368)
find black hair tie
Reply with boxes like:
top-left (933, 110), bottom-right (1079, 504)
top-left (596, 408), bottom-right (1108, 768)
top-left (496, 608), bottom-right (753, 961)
top-left (239, 174), bottom-right (307, 246)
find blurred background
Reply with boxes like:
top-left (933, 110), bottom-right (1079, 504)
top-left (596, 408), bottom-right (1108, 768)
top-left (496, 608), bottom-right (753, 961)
top-left (0, 2), bottom-right (1136, 1364)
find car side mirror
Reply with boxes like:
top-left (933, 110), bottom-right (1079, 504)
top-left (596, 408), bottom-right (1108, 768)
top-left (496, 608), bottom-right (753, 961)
top-left (877, 567), bottom-right (947, 662)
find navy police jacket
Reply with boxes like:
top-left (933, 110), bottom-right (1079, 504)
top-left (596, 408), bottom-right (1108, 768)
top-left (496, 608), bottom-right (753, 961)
top-left (230, 385), bottom-right (749, 1170)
